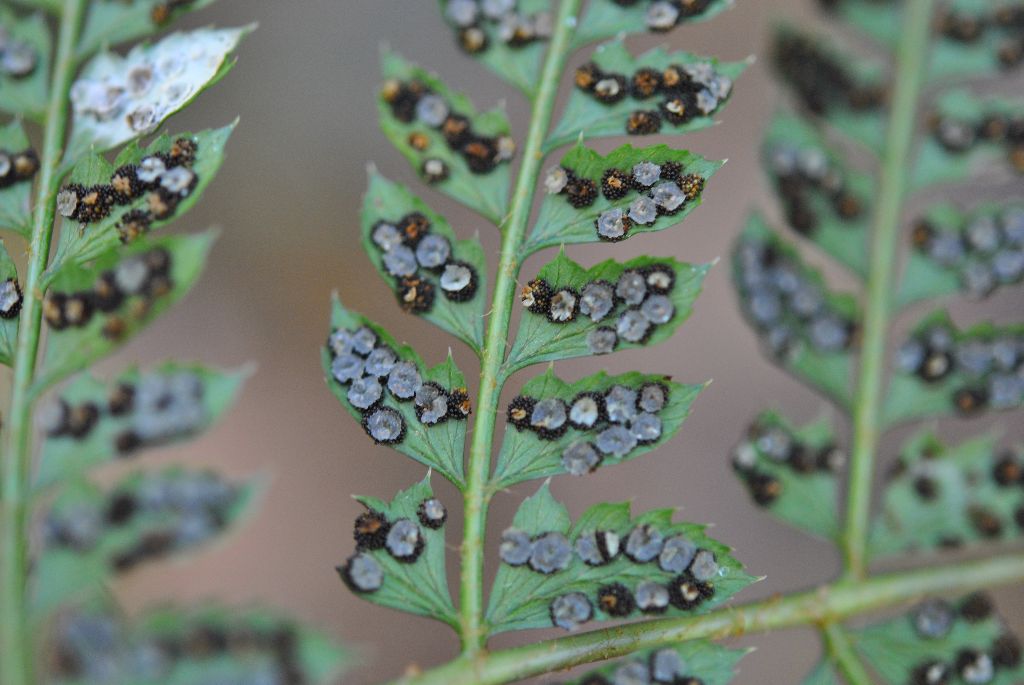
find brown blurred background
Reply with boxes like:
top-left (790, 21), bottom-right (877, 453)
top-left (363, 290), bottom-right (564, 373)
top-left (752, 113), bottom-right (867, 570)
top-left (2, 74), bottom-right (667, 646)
top-left (60, 0), bottom-right (1024, 682)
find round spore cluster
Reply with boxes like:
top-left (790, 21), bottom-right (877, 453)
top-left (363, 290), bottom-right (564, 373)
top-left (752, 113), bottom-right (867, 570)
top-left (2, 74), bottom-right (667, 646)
top-left (506, 381), bottom-right (672, 474)
top-left (731, 417), bottom-right (844, 507)
top-left (0, 26), bottom-right (39, 79)
top-left (543, 159), bottom-right (706, 239)
top-left (380, 77), bottom-right (515, 179)
top-left (903, 595), bottom-right (1023, 685)
top-left (911, 207), bottom-right (1024, 298)
top-left (0, 145), bottom-right (39, 189)
top-left (339, 497), bottom-right (445, 595)
top-left (606, 0), bottom-right (718, 34)
top-left (0, 277), bottom-right (23, 320)
top-left (935, 4), bottom-right (1024, 70)
top-left (765, 140), bottom-right (865, 236)
top-left (442, 0), bottom-right (552, 55)
top-left (47, 608), bottom-right (310, 685)
top-left (43, 470), bottom-right (239, 573)
top-left (370, 211), bottom-right (478, 313)
top-left (521, 264), bottom-right (680, 355)
top-left (40, 370), bottom-right (208, 458)
top-left (572, 58), bottom-right (733, 134)
top-left (772, 31), bottom-right (886, 116)
top-left (499, 522), bottom-right (720, 631)
top-left (735, 235), bottom-right (857, 360)
top-left (894, 321), bottom-right (1024, 415)
top-left (149, 0), bottom-right (198, 25)
top-left (929, 103), bottom-right (1024, 174)
top-left (57, 137), bottom-right (199, 241)
top-left (43, 246), bottom-right (176, 341)
top-left (327, 324), bottom-right (471, 444)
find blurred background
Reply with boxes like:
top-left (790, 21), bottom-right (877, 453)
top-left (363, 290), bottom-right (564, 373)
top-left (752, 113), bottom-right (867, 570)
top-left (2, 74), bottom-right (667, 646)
top-left (71, 0), bottom-right (1024, 682)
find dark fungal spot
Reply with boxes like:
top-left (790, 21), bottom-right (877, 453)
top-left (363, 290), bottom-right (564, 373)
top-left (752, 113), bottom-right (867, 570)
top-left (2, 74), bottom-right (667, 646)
top-left (959, 593), bottom-right (994, 622)
top-left (520, 278), bottom-right (552, 314)
top-left (565, 176), bottom-right (599, 208)
top-left (667, 572), bottom-right (713, 610)
top-left (601, 168), bottom-right (632, 200)
top-left (396, 275), bottom-right (435, 314)
top-left (968, 505), bottom-right (1003, 539)
top-left (626, 110), bottom-right (662, 135)
top-left (353, 510), bottom-right (390, 551)
top-left (506, 395), bottom-right (535, 431)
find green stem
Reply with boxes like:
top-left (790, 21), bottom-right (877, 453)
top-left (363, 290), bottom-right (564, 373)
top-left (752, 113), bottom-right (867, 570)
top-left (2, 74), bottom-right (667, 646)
top-left (843, 0), bottom-right (935, 580)
top-left (0, 1), bottom-right (86, 683)
top-left (821, 622), bottom-right (873, 685)
top-left (392, 552), bottom-right (1024, 685)
top-left (458, 0), bottom-right (582, 653)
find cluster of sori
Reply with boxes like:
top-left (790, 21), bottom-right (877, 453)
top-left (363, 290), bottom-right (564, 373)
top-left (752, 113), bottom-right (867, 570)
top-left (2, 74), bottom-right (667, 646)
top-left (772, 32), bottom-right (886, 115)
top-left (43, 470), bottom-right (239, 572)
top-left (930, 106), bottom-right (1024, 173)
top-left (911, 207), bottom-right (1024, 297)
top-left (550, 649), bottom-right (710, 685)
top-left (906, 595), bottom-right (1022, 685)
top-left (71, 31), bottom-right (226, 137)
top-left (49, 609), bottom-right (309, 685)
top-left (521, 264), bottom-right (679, 355)
top-left (573, 59), bottom-right (733, 133)
top-left (735, 235), bottom-right (857, 358)
top-left (40, 370), bottom-right (208, 456)
top-left (56, 137), bottom-right (198, 241)
top-left (443, 0), bottom-right (552, 54)
top-left (507, 382), bottom-right (671, 474)
top-left (0, 24), bottom-right (37, 79)
top-left (895, 322), bottom-right (1024, 415)
top-left (937, 4), bottom-right (1024, 69)
top-left (545, 160), bottom-right (705, 234)
top-left (0, 144), bottom-right (39, 189)
top-left (43, 246), bottom-right (175, 341)
top-left (337, 498), bottom-right (448, 594)
top-left (498, 524), bottom-right (718, 630)
top-left (608, 0), bottom-right (718, 33)
top-left (328, 325), bottom-right (471, 444)
top-left (380, 77), bottom-right (515, 182)
top-left (765, 141), bottom-right (864, 235)
top-left (730, 419), bottom-right (844, 506)
top-left (370, 212), bottom-right (478, 313)
top-left (150, 0), bottom-right (198, 26)
top-left (887, 444), bottom-right (1024, 542)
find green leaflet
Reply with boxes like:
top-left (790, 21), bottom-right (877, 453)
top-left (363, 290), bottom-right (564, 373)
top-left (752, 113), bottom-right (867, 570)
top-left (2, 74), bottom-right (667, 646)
top-left (42, 602), bottom-right (350, 685)
top-left (802, 661), bottom-right (842, 685)
top-left (33, 467), bottom-right (259, 618)
top-left (323, 296), bottom-right (468, 488)
top-left (731, 411), bottom-right (842, 542)
top-left (34, 363), bottom-right (249, 490)
top-left (0, 4), bottom-right (51, 120)
top-left (435, 0), bottom-right (549, 97)
top-left (485, 483), bottom-right (757, 634)
top-left (762, 113), bottom-right (872, 278)
top-left (850, 595), bottom-right (1023, 685)
top-left (0, 119), bottom-right (35, 236)
top-left (524, 142), bottom-right (722, 256)
top-left (8, 0), bottom-right (62, 12)
top-left (66, 27), bottom-right (246, 162)
top-left (870, 430), bottom-right (1023, 558)
top-left (47, 124), bottom-right (235, 277)
top-left (883, 310), bottom-right (1024, 427)
top-left (546, 41), bottom-right (749, 150)
top-left (378, 49), bottom-right (512, 224)
top-left (361, 170), bottom-right (487, 353)
top-left (341, 476), bottom-right (457, 628)
top-left (829, 0), bottom-right (1024, 83)
top-left (912, 89), bottom-right (1024, 191)
top-left (0, 240), bottom-right (20, 366)
top-left (491, 369), bottom-right (704, 488)
top-left (37, 231), bottom-right (216, 393)
top-left (733, 216), bottom-right (859, 409)
top-left (895, 202), bottom-right (1024, 308)
top-left (77, 0), bottom-right (219, 59)
top-left (573, 0), bottom-right (734, 50)
top-left (556, 642), bottom-right (746, 685)
top-left (505, 253), bottom-right (709, 372)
